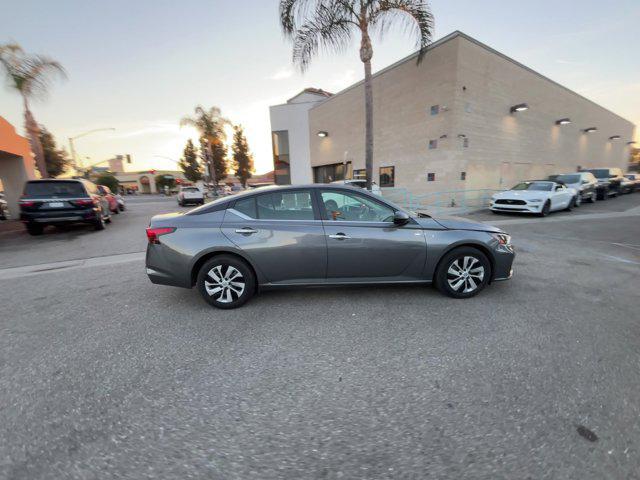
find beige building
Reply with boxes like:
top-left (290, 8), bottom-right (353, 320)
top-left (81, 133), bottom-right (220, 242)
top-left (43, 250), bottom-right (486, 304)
top-left (275, 31), bottom-right (635, 197)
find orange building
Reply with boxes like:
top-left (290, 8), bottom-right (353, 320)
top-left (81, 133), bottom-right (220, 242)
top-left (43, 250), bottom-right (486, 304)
top-left (0, 116), bottom-right (36, 217)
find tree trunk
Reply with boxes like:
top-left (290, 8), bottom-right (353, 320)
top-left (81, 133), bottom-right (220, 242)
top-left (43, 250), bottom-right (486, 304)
top-left (23, 97), bottom-right (48, 179)
top-left (363, 59), bottom-right (373, 190)
top-left (360, 26), bottom-right (374, 191)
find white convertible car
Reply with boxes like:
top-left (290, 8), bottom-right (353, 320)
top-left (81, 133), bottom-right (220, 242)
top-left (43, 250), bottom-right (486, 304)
top-left (490, 181), bottom-right (579, 216)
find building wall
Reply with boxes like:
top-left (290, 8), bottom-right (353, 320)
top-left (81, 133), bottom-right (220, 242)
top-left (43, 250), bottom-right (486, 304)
top-left (270, 93), bottom-right (330, 184)
top-left (453, 35), bottom-right (635, 191)
top-left (308, 32), bottom-right (636, 196)
top-left (0, 116), bottom-right (36, 217)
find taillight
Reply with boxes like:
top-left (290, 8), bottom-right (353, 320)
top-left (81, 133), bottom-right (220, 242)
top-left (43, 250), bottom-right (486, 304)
top-left (19, 200), bottom-right (37, 207)
top-left (71, 198), bottom-right (95, 207)
top-left (146, 227), bottom-right (176, 244)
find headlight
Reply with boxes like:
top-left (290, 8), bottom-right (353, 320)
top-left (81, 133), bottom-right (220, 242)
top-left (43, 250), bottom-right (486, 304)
top-left (528, 199), bottom-right (542, 203)
top-left (492, 233), bottom-right (511, 246)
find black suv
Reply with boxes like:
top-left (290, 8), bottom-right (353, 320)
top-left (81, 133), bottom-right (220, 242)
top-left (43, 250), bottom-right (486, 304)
top-left (19, 179), bottom-right (111, 235)
top-left (580, 168), bottom-right (625, 200)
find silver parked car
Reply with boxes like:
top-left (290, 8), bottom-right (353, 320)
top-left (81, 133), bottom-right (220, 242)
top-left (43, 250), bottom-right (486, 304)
top-left (146, 185), bottom-right (515, 309)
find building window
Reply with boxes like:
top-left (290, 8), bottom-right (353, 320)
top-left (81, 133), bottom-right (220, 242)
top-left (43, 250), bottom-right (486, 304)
top-left (464, 102), bottom-right (473, 113)
top-left (272, 131), bottom-right (290, 185)
top-left (352, 169), bottom-right (365, 179)
top-left (430, 105), bottom-right (440, 116)
top-left (313, 163), bottom-right (346, 183)
top-left (463, 138), bottom-right (469, 148)
top-left (429, 140), bottom-right (438, 150)
top-left (460, 172), bottom-right (466, 181)
top-left (427, 172), bottom-right (435, 182)
top-left (379, 166), bottom-right (395, 187)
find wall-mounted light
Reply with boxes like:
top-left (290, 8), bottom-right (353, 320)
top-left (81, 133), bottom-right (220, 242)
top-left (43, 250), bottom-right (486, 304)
top-left (628, 141), bottom-right (637, 146)
top-left (583, 127), bottom-right (598, 133)
top-left (439, 134), bottom-right (448, 139)
top-left (457, 134), bottom-right (467, 139)
top-left (510, 103), bottom-right (529, 113)
top-left (556, 118), bottom-right (572, 125)
top-left (317, 131), bottom-right (328, 138)
top-left (609, 135), bottom-right (621, 141)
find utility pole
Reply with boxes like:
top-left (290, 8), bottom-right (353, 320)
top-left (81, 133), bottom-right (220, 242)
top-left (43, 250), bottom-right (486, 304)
top-left (68, 128), bottom-right (115, 173)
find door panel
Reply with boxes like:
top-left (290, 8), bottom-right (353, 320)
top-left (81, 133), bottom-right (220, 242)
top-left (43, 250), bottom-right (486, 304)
top-left (318, 189), bottom-right (426, 280)
top-left (221, 191), bottom-right (327, 284)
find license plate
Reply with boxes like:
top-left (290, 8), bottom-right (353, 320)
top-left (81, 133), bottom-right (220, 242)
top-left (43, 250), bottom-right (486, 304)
top-left (49, 202), bottom-right (64, 208)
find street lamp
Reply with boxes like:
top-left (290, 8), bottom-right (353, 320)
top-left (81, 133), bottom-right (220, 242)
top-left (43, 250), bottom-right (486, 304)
top-left (153, 155), bottom-right (180, 165)
top-left (68, 128), bottom-right (115, 170)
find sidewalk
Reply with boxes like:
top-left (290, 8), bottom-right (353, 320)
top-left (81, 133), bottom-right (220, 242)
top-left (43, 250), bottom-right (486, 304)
top-left (0, 220), bottom-right (24, 236)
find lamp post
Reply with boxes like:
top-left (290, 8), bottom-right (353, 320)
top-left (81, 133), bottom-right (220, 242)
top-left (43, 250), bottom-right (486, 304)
top-left (153, 155), bottom-right (180, 165)
top-left (68, 128), bottom-right (116, 171)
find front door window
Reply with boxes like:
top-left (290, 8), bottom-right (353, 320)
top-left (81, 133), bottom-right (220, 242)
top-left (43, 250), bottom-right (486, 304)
top-left (320, 190), bottom-right (394, 222)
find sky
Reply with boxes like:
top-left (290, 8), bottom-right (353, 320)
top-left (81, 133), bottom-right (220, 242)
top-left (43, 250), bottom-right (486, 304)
top-left (1, 0), bottom-right (639, 174)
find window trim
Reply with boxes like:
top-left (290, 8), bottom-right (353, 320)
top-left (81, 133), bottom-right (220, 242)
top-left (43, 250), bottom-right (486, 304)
top-left (379, 166), bottom-right (395, 188)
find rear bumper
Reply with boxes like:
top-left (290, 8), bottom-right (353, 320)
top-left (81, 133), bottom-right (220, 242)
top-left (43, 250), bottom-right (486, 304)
top-left (20, 208), bottom-right (99, 224)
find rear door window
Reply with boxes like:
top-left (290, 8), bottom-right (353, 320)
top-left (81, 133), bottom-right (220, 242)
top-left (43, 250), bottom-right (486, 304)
top-left (234, 196), bottom-right (257, 219)
top-left (24, 181), bottom-right (87, 198)
top-left (255, 191), bottom-right (314, 220)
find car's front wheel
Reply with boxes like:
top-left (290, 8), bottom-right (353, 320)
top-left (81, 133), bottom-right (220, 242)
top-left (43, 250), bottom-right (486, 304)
top-left (26, 223), bottom-right (44, 236)
top-left (197, 255), bottom-right (256, 309)
top-left (435, 247), bottom-right (491, 299)
top-left (539, 200), bottom-right (551, 217)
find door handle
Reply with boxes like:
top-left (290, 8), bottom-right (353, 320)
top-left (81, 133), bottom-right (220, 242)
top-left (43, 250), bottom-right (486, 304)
top-left (328, 233), bottom-right (350, 240)
top-left (235, 228), bottom-right (258, 235)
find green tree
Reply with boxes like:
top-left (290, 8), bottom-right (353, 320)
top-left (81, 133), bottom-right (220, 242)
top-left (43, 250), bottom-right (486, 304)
top-left (155, 174), bottom-right (176, 191)
top-left (0, 43), bottom-right (66, 179)
top-left (280, 0), bottom-right (433, 190)
top-left (180, 106), bottom-right (229, 185)
top-left (39, 126), bottom-right (71, 178)
top-left (232, 125), bottom-right (254, 188)
top-left (178, 139), bottom-right (202, 182)
top-left (96, 174), bottom-right (119, 193)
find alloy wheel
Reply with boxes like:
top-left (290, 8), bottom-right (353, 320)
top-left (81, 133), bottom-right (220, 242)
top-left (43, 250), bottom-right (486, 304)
top-left (447, 256), bottom-right (485, 294)
top-left (204, 265), bottom-right (245, 303)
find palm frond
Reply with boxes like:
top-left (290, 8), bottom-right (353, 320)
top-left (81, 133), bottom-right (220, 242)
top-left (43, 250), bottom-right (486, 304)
top-left (291, 1), bottom-right (356, 71)
top-left (371, 0), bottom-right (434, 63)
top-left (0, 45), bottom-right (66, 100)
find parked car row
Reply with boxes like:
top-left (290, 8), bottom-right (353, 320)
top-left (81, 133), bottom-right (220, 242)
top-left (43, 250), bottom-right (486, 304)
top-left (490, 167), bottom-right (637, 216)
top-left (18, 178), bottom-right (125, 235)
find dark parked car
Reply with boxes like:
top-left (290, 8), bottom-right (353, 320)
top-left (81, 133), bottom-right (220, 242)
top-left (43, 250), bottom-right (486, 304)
top-left (146, 185), bottom-right (515, 309)
top-left (19, 179), bottom-right (111, 235)
top-left (580, 168), bottom-right (624, 199)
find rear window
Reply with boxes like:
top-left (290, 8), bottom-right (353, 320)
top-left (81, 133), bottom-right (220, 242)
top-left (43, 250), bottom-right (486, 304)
top-left (584, 169), bottom-right (609, 179)
top-left (181, 187), bottom-right (199, 192)
top-left (24, 181), bottom-right (86, 198)
top-left (556, 174), bottom-right (581, 184)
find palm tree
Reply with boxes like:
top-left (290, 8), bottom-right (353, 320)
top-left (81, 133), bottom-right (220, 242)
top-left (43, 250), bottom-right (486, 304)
top-left (0, 43), bottom-right (66, 179)
top-left (280, 0), bottom-right (434, 189)
top-left (180, 105), bottom-right (230, 186)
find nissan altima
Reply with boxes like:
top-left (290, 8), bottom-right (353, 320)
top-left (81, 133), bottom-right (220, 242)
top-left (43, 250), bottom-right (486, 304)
top-left (146, 185), bottom-right (515, 309)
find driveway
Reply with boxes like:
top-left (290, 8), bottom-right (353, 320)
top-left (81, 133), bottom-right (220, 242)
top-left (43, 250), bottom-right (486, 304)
top-left (1, 194), bottom-right (639, 479)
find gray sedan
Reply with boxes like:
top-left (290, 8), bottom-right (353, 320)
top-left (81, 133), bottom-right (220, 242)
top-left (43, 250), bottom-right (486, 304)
top-left (146, 185), bottom-right (515, 309)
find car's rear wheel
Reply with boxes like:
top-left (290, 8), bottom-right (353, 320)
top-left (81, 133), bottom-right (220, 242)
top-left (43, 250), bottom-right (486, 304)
top-left (588, 191), bottom-right (597, 203)
top-left (564, 197), bottom-right (576, 211)
top-left (435, 247), bottom-right (491, 299)
top-left (94, 214), bottom-right (106, 231)
top-left (26, 223), bottom-right (44, 236)
top-left (197, 255), bottom-right (255, 309)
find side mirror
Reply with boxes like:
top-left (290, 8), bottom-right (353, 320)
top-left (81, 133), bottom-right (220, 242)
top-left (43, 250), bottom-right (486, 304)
top-left (393, 210), bottom-right (410, 225)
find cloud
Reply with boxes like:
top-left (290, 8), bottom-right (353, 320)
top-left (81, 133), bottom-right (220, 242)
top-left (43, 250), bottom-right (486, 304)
top-left (555, 59), bottom-right (583, 66)
top-left (267, 67), bottom-right (294, 80)
top-left (330, 69), bottom-right (358, 89)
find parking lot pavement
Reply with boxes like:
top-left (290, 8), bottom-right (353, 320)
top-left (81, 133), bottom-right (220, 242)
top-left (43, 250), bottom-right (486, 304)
top-left (1, 195), bottom-right (639, 479)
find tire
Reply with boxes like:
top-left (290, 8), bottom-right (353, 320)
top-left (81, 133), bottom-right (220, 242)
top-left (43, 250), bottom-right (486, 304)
top-left (435, 247), bottom-right (491, 299)
top-left (113, 207), bottom-right (119, 214)
top-left (26, 223), bottom-right (44, 236)
top-left (105, 215), bottom-right (112, 224)
top-left (574, 195), bottom-right (581, 207)
top-left (197, 255), bottom-right (256, 309)
top-left (119, 205), bottom-right (125, 212)
top-left (539, 201), bottom-right (551, 217)
top-left (94, 215), bottom-right (106, 231)
top-left (564, 197), bottom-right (576, 212)
top-left (588, 191), bottom-right (597, 203)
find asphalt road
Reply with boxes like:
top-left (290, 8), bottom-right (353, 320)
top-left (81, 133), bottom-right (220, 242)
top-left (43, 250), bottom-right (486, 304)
top-left (1, 194), bottom-right (639, 479)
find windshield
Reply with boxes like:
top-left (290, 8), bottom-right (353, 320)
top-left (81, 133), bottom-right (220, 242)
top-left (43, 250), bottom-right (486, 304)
top-left (584, 169), bottom-right (609, 179)
top-left (555, 174), bottom-right (581, 184)
top-left (23, 181), bottom-right (86, 198)
top-left (511, 182), bottom-right (553, 191)
top-left (181, 187), bottom-right (199, 192)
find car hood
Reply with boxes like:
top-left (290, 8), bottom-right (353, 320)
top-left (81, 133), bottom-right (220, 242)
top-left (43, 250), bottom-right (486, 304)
top-left (416, 215), bottom-right (502, 233)
top-left (492, 190), bottom-right (550, 200)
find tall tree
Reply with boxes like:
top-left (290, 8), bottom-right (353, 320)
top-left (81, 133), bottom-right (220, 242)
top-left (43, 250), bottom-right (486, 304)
top-left (178, 139), bottom-right (203, 182)
top-left (0, 43), bottom-right (66, 179)
top-left (279, 0), bottom-right (433, 190)
top-left (180, 106), bottom-right (229, 185)
top-left (39, 126), bottom-right (71, 178)
top-left (232, 125), bottom-right (254, 188)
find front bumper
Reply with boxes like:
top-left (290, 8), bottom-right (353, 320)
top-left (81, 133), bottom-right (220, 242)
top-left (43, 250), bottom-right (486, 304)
top-left (490, 202), bottom-right (543, 214)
